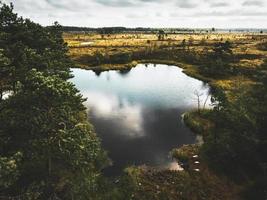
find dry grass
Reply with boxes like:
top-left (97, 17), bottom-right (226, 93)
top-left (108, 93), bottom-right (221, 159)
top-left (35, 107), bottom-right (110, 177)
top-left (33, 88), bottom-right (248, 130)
top-left (64, 32), bottom-right (267, 97)
top-left (64, 32), bottom-right (267, 68)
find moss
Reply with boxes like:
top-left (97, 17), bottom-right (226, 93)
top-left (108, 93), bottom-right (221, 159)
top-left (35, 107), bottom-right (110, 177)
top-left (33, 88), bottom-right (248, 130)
top-left (183, 110), bottom-right (215, 136)
top-left (122, 160), bottom-right (241, 200)
top-left (171, 145), bottom-right (198, 164)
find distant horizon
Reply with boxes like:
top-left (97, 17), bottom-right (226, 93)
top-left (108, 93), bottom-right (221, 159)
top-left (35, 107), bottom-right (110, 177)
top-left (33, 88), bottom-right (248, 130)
top-left (60, 26), bottom-right (267, 30)
top-left (3, 0), bottom-right (267, 29)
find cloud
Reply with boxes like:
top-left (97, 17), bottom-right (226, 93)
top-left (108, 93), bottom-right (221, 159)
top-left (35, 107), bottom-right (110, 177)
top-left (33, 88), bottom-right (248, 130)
top-left (1, 0), bottom-right (267, 28)
top-left (209, 2), bottom-right (229, 7)
top-left (242, 0), bottom-right (264, 6)
top-left (126, 13), bottom-right (147, 18)
top-left (176, 0), bottom-right (198, 8)
top-left (195, 9), bottom-right (267, 17)
top-left (243, 11), bottom-right (267, 16)
top-left (94, 0), bottom-right (136, 7)
top-left (139, 0), bottom-right (163, 2)
top-left (44, 0), bottom-right (74, 10)
top-left (83, 91), bottom-right (145, 137)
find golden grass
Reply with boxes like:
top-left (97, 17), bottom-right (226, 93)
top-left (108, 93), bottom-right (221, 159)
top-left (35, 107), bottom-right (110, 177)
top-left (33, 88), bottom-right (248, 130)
top-left (64, 32), bottom-right (267, 98)
top-left (64, 32), bottom-right (266, 66)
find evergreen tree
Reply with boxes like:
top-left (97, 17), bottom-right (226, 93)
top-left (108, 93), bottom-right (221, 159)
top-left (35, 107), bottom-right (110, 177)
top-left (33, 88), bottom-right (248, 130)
top-left (0, 2), bottom-right (72, 95)
top-left (0, 2), bottom-right (107, 199)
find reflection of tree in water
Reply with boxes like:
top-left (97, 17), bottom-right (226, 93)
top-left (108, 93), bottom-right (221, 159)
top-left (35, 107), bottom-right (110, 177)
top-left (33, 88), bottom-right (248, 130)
top-left (106, 73), bottom-right (110, 81)
top-left (93, 69), bottom-right (102, 76)
top-left (118, 68), bottom-right (132, 76)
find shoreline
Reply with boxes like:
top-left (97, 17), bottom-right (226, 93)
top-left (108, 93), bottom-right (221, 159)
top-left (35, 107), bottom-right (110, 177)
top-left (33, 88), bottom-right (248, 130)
top-left (73, 60), bottom-right (214, 171)
top-left (70, 57), bottom-right (243, 199)
top-left (74, 59), bottom-right (213, 83)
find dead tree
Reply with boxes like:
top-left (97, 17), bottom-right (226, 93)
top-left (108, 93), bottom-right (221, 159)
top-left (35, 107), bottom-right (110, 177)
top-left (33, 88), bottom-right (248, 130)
top-left (194, 90), bottom-right (203, 114)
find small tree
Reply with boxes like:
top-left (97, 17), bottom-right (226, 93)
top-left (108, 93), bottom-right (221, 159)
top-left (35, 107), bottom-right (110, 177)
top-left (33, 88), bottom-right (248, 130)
top-left (194, 90), bottom-right (203, 114)
top-left (181, 39), bottom-right (186, 50)
top-left (158, 30), bottom-right (165, 41)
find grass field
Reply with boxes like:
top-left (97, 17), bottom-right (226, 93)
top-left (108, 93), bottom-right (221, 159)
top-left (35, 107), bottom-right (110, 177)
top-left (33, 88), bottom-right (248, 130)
top-left (64, 32), bottom-right (266, 66)
top-left (64, 32), bottom-right (267, 96)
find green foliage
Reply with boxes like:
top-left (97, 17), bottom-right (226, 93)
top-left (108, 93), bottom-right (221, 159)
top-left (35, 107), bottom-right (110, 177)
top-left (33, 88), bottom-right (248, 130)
top-left (184, 112), bottom-right (204, 135)
top-left (213, 41), bottom-right (233, 58)
top-left (92, 51), bottom-right (133, 65)
top-left (183, 110), bottom-right (214, 136)
top-left (0, 70), bottom-right (107, 198)
top-left (0, 2), bottom-right (72, 95)
top-left (0, 152), bottom-right (22, 189)
top-left (0, 49), bottom-right (11, 99)
top-left (120, 166), bottom-right (238, 200)
top-left (171, 148), bottom-right (190, 163)
top-left (199, 41), bottom-right (234, 77)
top-left (201, 77), bottom-right (267, 200)
top-left (94, 50), bottom-right (105, 65)
top-left (0, 2), bottom-right (107, 199)
top-left (157, 30), bottom-right (165, 41)
top-left (109, 52), bottom-right (132, 64)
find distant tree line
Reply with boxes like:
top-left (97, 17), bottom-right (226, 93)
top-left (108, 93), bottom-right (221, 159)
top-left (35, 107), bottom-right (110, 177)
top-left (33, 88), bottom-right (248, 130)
top-left (61, 26), bottom-right (196, 34)
top-left (60, 26), bottom-right (267, 34)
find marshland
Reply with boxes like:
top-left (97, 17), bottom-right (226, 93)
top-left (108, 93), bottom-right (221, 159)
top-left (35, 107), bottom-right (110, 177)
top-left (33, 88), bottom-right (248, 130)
top-left (1, 1), bottom-right (267, 200)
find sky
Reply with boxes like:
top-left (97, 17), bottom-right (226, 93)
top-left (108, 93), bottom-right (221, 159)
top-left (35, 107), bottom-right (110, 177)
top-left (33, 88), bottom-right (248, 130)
top-left (2, 0), bottom-right (267, 28)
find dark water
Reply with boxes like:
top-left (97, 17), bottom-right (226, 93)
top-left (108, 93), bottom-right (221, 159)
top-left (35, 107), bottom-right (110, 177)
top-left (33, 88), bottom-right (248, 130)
top-left (70, 64), bottom-right (210, 175)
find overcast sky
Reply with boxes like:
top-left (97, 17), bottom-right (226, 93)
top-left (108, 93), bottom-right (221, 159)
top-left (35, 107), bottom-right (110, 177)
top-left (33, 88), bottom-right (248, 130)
top-left (2, 0), bottom-right (267, 28)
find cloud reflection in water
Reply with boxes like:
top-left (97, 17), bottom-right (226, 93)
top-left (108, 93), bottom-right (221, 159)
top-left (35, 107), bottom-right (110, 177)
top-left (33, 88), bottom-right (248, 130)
top-left (71, 64), bottom-right (211, 175)
top-left (83, 91), bottom-right (145, 138)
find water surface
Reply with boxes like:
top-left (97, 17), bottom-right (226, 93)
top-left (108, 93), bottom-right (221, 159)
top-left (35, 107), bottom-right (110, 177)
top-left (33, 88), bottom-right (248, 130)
top-left (71, 64), bottom-right (210, 175)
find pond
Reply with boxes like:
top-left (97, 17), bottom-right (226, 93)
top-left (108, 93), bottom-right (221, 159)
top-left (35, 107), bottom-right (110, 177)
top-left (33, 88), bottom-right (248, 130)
top-left (70, 64), bottom-right (210, 175)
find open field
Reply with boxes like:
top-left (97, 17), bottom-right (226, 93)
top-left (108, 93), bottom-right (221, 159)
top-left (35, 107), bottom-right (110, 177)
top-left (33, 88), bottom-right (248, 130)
top-left (64, 32), bottom-right (267, 94)
top-left (65, 32), bottom-right (267, 66)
